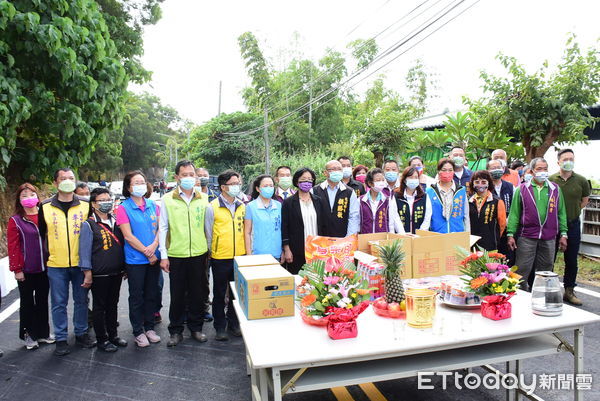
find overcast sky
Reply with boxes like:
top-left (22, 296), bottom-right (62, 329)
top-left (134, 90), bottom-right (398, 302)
top-left (134, 0), bottom-right (600, 180)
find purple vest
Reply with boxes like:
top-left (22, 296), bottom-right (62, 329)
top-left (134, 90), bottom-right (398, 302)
top-left (518, 182), bottom-right (560, 240)
top-left (359, 195), bottom-right (390, 234)
top-left (10, 215), bottom-right (45, 273)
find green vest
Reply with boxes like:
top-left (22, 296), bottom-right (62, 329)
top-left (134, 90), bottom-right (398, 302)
top-left (163, 189), bottom-right (209, 258)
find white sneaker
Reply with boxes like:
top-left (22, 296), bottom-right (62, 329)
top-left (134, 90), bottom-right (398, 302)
top-left (38, 334), bottom-right (56, 344)
top-left (134, 333), bottom-right (150, 348)
top-left (25, 334), bottom-right (39, 350)
top-left (145, 330), bottom-right (161, 343)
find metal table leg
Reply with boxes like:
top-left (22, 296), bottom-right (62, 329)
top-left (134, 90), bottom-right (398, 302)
top-left (506, 360), bottom-right (517, 401)
top-left (574, 328), bottom-right (584, 401)
top-left (259, 368), bottom-right (269, 401)
top-left (273, 368), bottom-right (282, 401)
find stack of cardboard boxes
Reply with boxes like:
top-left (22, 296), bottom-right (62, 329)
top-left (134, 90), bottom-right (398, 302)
top-left (233, 255), bottom-right (295, 320)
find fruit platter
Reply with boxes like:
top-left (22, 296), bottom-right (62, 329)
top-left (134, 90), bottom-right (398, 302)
top-left (372, 297), bottom-right (406, 318)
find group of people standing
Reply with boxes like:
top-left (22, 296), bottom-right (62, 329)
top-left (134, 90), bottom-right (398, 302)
top-left (3, 146), bottom-right (590, 357)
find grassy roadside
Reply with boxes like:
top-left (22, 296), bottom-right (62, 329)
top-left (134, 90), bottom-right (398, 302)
top-left (553, 253), bottom-right (600, 286)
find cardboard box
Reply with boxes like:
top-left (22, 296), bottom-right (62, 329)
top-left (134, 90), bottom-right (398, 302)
top-left (368, 235), bottom-right (412, 279)
top-left (411, 230), bottom-right (470, 278)
top-left (236, 264), bottom-right (295, 320)
top-left (233, 254), bottom-right (280, 284)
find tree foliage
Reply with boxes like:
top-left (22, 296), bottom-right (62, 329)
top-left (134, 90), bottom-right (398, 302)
top-left (465, 35), bottom-right (600, 161)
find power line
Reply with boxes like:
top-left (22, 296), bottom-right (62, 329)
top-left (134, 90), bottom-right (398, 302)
top-left (224, 0), bottom-right (466, 138)
top-left (222, 0), bottom-right (481, 142)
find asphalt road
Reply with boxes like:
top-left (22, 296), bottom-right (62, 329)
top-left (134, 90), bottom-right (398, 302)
top-left (1, 277), bottom-right (599, 401)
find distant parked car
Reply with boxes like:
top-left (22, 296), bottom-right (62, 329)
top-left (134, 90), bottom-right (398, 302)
top-left (109, 181), bottom-right (123, 197)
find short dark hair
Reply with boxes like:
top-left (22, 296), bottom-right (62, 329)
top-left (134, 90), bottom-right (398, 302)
top-left (250, 175), bottom-right (274, 199)
top-left (292, 167), bottom-right (316, 187)
top-left (275, 166), bottom-right (291, 177)
top-left (366, 168), bottom-right (384, 188)
top-left (90, 187), bottom-right (111, 203)
top-left (469, 170), bottom-right (493, 196)
top-left (399, 167), bottom-right (425, 198)
top-left (337, 156), bottom-right (352, 164)
top-left (14, 183), bottom-right (39, 216)
top-left (76, 181), bottom-right (88, 190)
top-left (218, 169), bottom-right (240, 186)
top-left (53, 168), bottom-right (74, 181)
top-left (175, 160), bottom-right (195, 175)
top-left (437, 158), bottom-right (456, 171)
top-left (557, 148), bottom-right (574, 159)
top-left (122, 170), bottom-right (149, 198)
top-left (510, 160), bottom-right (525, 170)
top-left (382, 159), bottom-right (398, 169)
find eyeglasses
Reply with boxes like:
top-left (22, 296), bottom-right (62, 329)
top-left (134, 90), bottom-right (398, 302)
top-left (326, 168), bottom-right (342, 172)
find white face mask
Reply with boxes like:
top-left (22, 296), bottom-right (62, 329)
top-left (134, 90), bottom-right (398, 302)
top-left (534, 172), bottom-right (549, 183)
top-left (342, 167), bottom-right (352, 179)
top-left (372, 181), bottom-right (387, 193)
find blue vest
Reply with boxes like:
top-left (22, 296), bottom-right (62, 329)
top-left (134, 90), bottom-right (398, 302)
top-left (426, 185), bottom-right (467, 233)
top-left (121, 198), bottom-right (159, 264)
top-left (246, 199), bottom-right (282, 258)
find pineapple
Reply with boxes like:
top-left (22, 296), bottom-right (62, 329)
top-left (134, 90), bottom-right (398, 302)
top-left (376, 240), bottom-right (406, 303)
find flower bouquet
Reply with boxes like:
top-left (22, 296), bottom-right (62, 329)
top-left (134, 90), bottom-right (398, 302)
top-left (297, 256), bottom-right (375, 331)
top-left (458, 248), bottom-right (522, 320)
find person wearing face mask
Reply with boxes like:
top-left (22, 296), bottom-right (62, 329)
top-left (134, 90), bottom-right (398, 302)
top-left (448, 146), bottom-right (473, 189)
top-left (312, 160), bottom-right (360, 238)
top-left (78, 187), bottom-right (127, 352)
top-left (38, 168), bottom-right (94, 356)
top-left (244, 175), bottom-right (282, 260)
top-left (408, 156), bottom-right (436, 190)
top-left (195, 167), bottom-right (218, 202)
top-left (75, 182), bottom-right (90, 201)
top-left (522, 166), bottom-right (534, 185)
top-left (507, 157), bottom-right (568, 291)
top-left (281, 168), bottom-right (325, 274)
top-left (273, 166), bottom-right (295, 203)
top-left (397, 167), bottom-right (430, 233)
top-left (382, 159), bottom-right (401, 196)
top-left (204, 170), bottom-right (246, 341)
top-left (487, 159), bottom-right (514, 214)
top-left (467, 171), bottom-right (507, 251)
top-left (491, 149), bottom-right (520, 187)
top-left (358, 168), bottom-right (403, 234)
top-left (338, 156), bottom-right (366, 198)
top-left (116, 170), bottom-right (162, 347)
top-left (352, 165), bottom-right (369, 193)
top-left (511, 160), bottom-right (526, 181)
top-left (550, 149), bottom-right (591, 306)
top-left (158, 161), bottom-right (211, 347)
top-left (8, 183), bottom-right (54, 351)
top-left (422, 158), bottom-right (470, 234)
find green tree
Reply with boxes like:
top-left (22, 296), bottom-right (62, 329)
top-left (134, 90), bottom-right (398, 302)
top-left (0, 0), bottom-right (131, 187)
top-left (184, 111), bottom-right (264, 176)
top-left (466, 35), bottom-right (600, 161)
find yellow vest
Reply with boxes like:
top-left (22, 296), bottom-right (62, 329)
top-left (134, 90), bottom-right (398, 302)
top-left (42, 196), bottom-right (90, 267)
top-left (210, 197), bottom-right (246, 260)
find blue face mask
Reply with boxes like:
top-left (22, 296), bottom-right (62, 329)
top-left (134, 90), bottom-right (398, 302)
top-left (384, 171), bottom-right (398, 183)
top-left (180, 177), bottom-right (196, 190)
top-left (329, 171), bottom-right (343, 183)
top-left (132, 184), bottom-right (147, 198)
top-left (259, 186), bottom-right (275, 199)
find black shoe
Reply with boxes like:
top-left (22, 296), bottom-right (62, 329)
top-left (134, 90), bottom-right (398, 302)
top-left (228, 326), bottom-right (242, 337)
top-left (215, 330), bottom-right (229, 341)
top-left (0, 348), bottom-right (3, 357)
top-left (167, 333), bottom-right (183, 347)
top-left (116, 321), bottom-right (120, 327)
top-left (109, 337), bottom-right (128, 347)
top-left (154, 313), bottom-right (162, 324)
top-left (54, 341), bottom-right (70, 356)
top-left (191, 331), bottom-right (207, 343)
top-left (97, 341), bottom-right (118, 352)
top-left (76, 333), bottom-right (97, 348)
top-left (204, 312), bottom-right (214, 322)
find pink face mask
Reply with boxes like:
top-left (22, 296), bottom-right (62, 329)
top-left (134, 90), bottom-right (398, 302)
top-left (20, 196), bottom-right (38, 209)
top-left (355, 174), bottom-right (366, 184)
top-left (439, 171), bottom-right (454, 183)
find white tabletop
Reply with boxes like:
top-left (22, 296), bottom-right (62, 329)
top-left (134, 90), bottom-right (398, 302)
top-left (231, 284), bottom-right (600, 370)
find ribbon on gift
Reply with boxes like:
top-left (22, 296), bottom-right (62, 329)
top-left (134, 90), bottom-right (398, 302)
top-left (482, 292), bottom-right (515, 305)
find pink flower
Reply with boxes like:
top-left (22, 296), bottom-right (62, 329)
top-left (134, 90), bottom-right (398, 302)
top-left (486, 263), bottom-right (501, 271)
top-left (324, 276), bottom-right (341, 286)
top-left (483, 271), bottom-right (507, 283)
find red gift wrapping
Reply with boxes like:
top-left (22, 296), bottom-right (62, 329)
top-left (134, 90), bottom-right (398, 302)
top-left (327, 301), bottom-right (369, 340)
top-left (481, 293), bottom-right (514, 320)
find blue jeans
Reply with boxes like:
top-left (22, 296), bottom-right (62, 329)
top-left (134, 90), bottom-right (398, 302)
top-left (47, 267), bottom-right (89, 341)
top-left (126, 263), bottom-right (160, 336)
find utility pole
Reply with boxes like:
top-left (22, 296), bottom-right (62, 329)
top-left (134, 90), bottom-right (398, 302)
top-left (263, 104), bottom-right (270, 174)
top-left (218, 80), bottom-right (222, 116)
top-left (308, 69), bottom-right (313, 129)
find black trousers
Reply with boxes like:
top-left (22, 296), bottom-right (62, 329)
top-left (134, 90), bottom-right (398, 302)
top-left (211, 258), bottom-right (238, 331)
top-left (126, 263), bottom-right (160, 336)
top-left (91, 275), bottom-right (123, 343)
top-left (168, 254), bottom-right (209, 334)
top-left (17, 272), bottom-right (50, 340)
